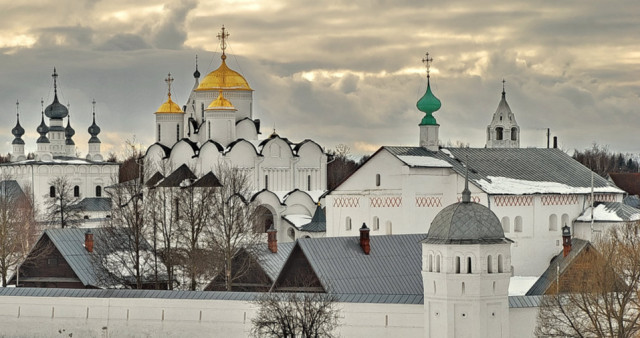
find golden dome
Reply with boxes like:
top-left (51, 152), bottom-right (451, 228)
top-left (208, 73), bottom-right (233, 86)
top-left (207, 91), bottom-right (236, 110)
top-left (196, 58), bottom-right (252, 91)
top-left (156, 94), bottom-right (184, 114)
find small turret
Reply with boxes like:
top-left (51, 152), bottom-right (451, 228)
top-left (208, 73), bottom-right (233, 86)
top-left (86, 99), bottom-right (103, 162)
top-left (11, 100), bottom-right (26, 162)
top-left (65, 107), bottom-right (76, 156)
top-left (36, 99), bottom-right (52, 161)
top-left (417, 52), bottom-right (442, 151)
top-left (486, 80), bottom-right (520, 148)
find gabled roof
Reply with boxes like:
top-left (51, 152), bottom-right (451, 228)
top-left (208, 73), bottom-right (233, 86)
top-left (576, 201), bottom-right (640, 222)
top-left (275, 234), bottom-right (426, 295)
top-left (73, 197), bottom-right (111, 212)
top-left (156, 164), bottom-right (197, 188)
top-left (190, 171), bottom-right (222, 188)
top-left (526, 239), bottom-right (592, 295)
top-left (299, 205), bottom-right (326, 232)
top-left (0, 180), bottom-right (26, 201)
top-left (253, 242), bottom-right (295, 281)
top-left (145, 172), bottom-right (164, 188)
top-left (382, 147), bottom-right (622, 195)
top-left (609, 172), bottom-right (640, 195)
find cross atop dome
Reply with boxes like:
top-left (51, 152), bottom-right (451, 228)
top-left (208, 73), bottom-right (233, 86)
top-left (217, 25), bottom-right (230, 60)
top-left (422, 52), bottom-right (433, 78)
top-left (165, 73), bottom-right (174, 98)
top-left (52, 67), bottom-right (59, 95)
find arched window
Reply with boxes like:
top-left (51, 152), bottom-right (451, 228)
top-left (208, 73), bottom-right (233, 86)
top-left (501, 217), bottom-right (510, 233)
top-left (73, 185), bottom-right (80, 198)
top-left (386, 221), bottom-right (392, 235)
top-left (514, 216), bottom-right (523, 232)
top-left (375, 174), bottom-right (381, 187)
top-left (372, 216), bottom-right (379, 230)
top-left (549, 214), bottom-right (558, 231)
top-left (455, 256), bottom-right (461, 274)
top-left (95, 185), bottom-right (102, 197)
top-left (436, 255), bottom-right (441, 273)
top-left (496, 127), bottom-right (503, 140)
top-left (487, 255), bottom-right (493, 273)
top-left (287, 228), bottom-right (295, 240)
top-left (511, 127), bottom-right (518, 141)
top-left (345, 217), bottom-right (352, 231)
top-left (498, 254), bottom-right (504, 273)
top-left (307, 175), bottom-right (311, 191)
top-left (428, 254), bottom-right (433, 272)
top-left (264, 175), bottom-right (269, 190)
top-left (49, 186), bottom-right (55, 198)
top-left (467, 257), bottom-right (472, 274)
top-left (561, 214), bottom-right (570, 228)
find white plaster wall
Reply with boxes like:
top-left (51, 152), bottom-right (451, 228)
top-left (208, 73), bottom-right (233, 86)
top-left (0, 296), bottom-right (425, 338)
top-left (508, 307), bottom-right (538, 338)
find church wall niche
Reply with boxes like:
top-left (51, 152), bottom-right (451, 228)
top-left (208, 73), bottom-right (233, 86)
top-left (254, 205), bottom-right (275, 233)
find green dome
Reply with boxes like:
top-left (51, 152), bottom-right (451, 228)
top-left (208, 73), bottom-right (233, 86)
top-left (417, 80), bottom-right (441, 125)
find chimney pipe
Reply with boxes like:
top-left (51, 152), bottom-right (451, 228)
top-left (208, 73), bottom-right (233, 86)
top-left (553, 136), bottom-right (558, 149)
top-left (562, 224), bottom-right (571, 257)
top-left (359, 223), bottom-right (370, 255)
top-left (267, 226), bottom-right (277, 253)
top-left (85, 230), bottom-right (94, 253)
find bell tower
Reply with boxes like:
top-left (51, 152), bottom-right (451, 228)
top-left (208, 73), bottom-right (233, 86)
top-left (486, 80), bottom-right (520, 148)
top-left (417, 52), bottom-right (442, 152)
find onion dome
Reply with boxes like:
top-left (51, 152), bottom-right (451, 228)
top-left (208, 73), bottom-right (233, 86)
top-left (44, 68), bottom-right (69, 119)
top-left (88, 99), bottom-right (101, 144)
top-left (206, 91), bottom-right (236, 110)
top-left (11, 100), bottom-right (25, 144)
top-left (424, 168), bottom-right (510, 245)
top-left (65, 115), bottom-right (75, 145)
top-left (416, 53), bottom-right (441, 126)
top-left (156, 73), bottom-right (185, 114)
top-left (36, 111), bottom-right (50, 144)
top-left (196, 26), bottom-right (251, 91)
top-left (193, 55), bottom-right (201, 79)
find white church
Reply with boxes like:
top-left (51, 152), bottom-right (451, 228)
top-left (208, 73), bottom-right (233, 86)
top-left (144, 27), bottom-right (328, 243)
top-left (0, 69), bottom-right (119, 224)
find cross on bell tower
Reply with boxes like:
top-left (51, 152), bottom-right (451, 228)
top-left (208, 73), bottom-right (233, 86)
top-left (217, 25), bottom-right (230, 60)
top-left (165, 73), bottom-right (174, 98)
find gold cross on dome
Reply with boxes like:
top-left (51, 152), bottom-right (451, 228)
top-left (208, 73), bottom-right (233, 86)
top-left (217, 25), bottom-right (230, 56)
top-left (165, 73), bottom-right (174, 97)
top-left (422, 52), bottom-right (433, 77)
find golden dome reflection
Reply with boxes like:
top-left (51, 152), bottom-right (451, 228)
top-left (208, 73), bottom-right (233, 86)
top-left (156, 95), bottom-right (184, 114)
top-left (196, 59), bottom-right (252, 91)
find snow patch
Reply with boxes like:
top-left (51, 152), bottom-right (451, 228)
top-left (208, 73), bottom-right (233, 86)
top-left (284, 214), bottom-right (312, 228)
top-left (475, 176), bottom-right (623, 195)
top-left (398, 156), bottom-right (452, 168)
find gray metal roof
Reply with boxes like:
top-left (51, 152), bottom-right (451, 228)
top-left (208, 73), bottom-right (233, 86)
top-left (526, 239), bottom-right (591, 296)
top-left (294, 234), bottom-right (426, 295)
top-left (424, 201), bottom-right (511, 244)
top-left (74, 197), bottom-right (111, 212)
top-left (623, 195), bottom-right (640, 209)
top-left (576, 201), bottom-right (640, 222)
top-left (156, 164), bottom-right (196, 187)
top-left (191, 171), bottom-right (222, 188)
top-left (0, 180), bottom-right (25, 201)
top-left (384, 147), bottom-right (621, 195)
top-left (253, 242), bottom-right (295, 281)
top-left (0, 287), bottom-right (539, 307)
top-left (299, 205), bottom-right (326, 232)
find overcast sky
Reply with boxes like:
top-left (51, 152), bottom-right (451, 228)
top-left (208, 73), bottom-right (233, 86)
top-left (0, 0), bottom-right (638, 158)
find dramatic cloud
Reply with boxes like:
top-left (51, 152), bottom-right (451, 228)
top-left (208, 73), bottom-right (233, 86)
top-left (0, 0), bottom-right (638, 158)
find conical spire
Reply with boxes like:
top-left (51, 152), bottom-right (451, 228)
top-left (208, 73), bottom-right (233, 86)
top-left (88, 99), bottom-right (101, 143)
top-left (36, 99), bottom-right (50, 144)
top-left (416, 52), bottom-right (442, 125)
top-left (11, 100), bottom-right (25, 142)
top-left (462, 159), bottom-right (471, 203)
top-left (44, 67), bottom-right (69, 119)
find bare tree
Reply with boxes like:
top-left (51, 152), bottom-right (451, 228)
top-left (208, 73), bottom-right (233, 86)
top-left (251, 291), bottom-right (340, 338)
top-left (327, 144), bottom-right (359, 190)
top-left (205, 162), bottom-right (262, 291)
top-left (0, 180), bottom-right (38, 286)
top-left (45, 176), bottom-right (82, 228)
top-left (535, 222), bottom-right (640, 337)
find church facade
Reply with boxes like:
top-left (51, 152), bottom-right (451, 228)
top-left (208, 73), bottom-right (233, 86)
top-left (0, 70), bottom-right (119, 223)
top-left (144, 27), bottom-right (327, 243)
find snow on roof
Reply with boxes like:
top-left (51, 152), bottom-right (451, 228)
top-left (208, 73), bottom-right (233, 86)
top-left (306, 190), bottom-right (326, 203)
top-left (283, 214), bottom-right (312, 229)
top-left (397, 155), bottom-right (452, 168)
top-left (476, 176), bottom-right (623, 195)
top-left (576, 202), bottom-right (640, 222)
top-left (509, 276), bottom-right (539, 296)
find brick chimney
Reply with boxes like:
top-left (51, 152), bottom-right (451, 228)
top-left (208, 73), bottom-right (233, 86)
top-left (85, 230), bottom-right (94, 253)
top-left (359, 223), bottom-right (370, 255)
top-left (562, 224), bottom-right (571, 257)
top-left (267, 225), bottom-right (277, 253)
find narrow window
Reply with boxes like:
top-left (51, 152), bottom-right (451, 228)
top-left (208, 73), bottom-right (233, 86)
top-left (549, 214), bottom-right (558, 231)
top-left (467, 257), bottom-right (472, 274)
top-left (386, 221), bottom-right (392, 235)
top-left (501, 217), bottom-right (510, 233)
top-left (176, 124), bottom-right (180, 141)
top-left (487, 255), bottom-right (493, 273)
top-left (514, 216), bottom-right (523, 232)
top-left (307, 175), bottom-right (311, 191)
top-left (201, 103), bottom-right (205, 120)
top-left (462, 282), bottom-right (466, 295)
top-left (73, 185), bottom-right (80, 198)
top-left (345, 217), bottom-right (352, 231)
top-left (498, 255), bottom-right (504, 273)
top-left (511, 127), bottom-right (518, 141)
top-left (373, 216), bottom-right (379, 230)
top-left (493, 281), bottom-right (496, 294)
top-left (95, 186), bottom-right (102, 197)
top-left (496, 127), bottom-right (503, 140)
top-left (49, 186), bottom-right (55, 198)
top-left (428, 254), bottom-right (433, 272)
top-left (174, 198), bottom-right (180, 221)
top-left (433, 281), bottom-right (436, 294)
top-left (157, 124), bottom-right (161, 142)
top-left (208, 121), bottom-right (211, 139)
top-left (264, 175), bottom-right (269, 190)
top-left (375, 174), bottom-right (381, 187)
top-left (455, 256), bottom-right (461, 274)
top-left (436, 255), bottom-right (441, 273)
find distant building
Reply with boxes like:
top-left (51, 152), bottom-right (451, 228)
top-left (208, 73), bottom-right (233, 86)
top-left (486, 81), bottom-right (520, 148)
